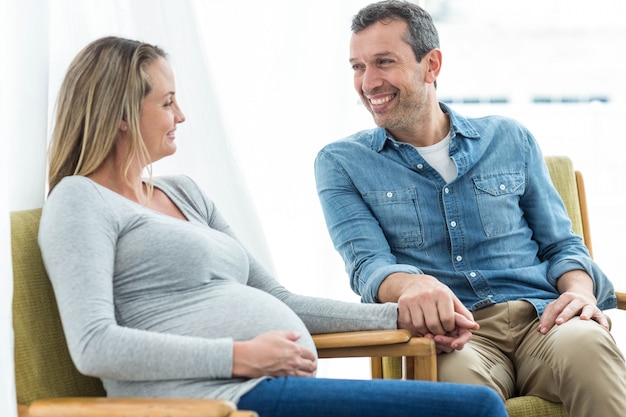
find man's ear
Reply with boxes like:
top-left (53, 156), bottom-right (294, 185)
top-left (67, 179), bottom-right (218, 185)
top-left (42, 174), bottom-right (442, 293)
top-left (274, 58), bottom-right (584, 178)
top-left (424, 48), bottom-right (442, 84)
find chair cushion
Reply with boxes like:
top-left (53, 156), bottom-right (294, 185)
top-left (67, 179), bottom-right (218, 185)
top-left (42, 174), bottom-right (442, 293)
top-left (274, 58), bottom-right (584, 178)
top-left (505, 396), bottom-right (567, 417)
top-left (12, 208), bottom-right (106, 404)
top-left (381, 357), bottom-right (567, 415)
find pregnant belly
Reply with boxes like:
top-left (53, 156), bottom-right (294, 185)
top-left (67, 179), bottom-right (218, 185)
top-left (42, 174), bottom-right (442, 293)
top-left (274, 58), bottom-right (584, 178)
top-left (119, 280), bottom-right (317, 357)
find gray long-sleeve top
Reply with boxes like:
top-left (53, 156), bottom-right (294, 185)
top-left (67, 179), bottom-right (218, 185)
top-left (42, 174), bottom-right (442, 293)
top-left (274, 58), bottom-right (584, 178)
top-left (38, 175), bottom-right (398, 403)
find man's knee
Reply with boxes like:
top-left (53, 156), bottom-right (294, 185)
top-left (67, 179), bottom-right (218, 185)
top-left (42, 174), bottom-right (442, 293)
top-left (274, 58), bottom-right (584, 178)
top-left (524, 317), bottom-right (624, 382)
top-left (548, 318), bottom-right (622, 362)
top-left (437, 347), bottom-right (514, 400)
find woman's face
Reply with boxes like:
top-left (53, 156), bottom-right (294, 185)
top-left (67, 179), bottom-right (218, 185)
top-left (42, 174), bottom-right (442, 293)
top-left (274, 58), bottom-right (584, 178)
top-left (139, 57), bottom-right (185, 163)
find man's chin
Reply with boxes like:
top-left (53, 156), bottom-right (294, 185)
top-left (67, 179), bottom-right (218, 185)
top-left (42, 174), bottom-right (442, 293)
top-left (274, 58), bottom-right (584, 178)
top-left (372, 115), bottom-right (391, 129)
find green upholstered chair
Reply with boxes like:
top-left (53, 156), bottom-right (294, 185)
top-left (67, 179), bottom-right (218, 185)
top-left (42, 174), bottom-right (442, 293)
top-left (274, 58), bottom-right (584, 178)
top-left (376, 155), bottom-right (626, 416)
top-left (11, 207), bottom-right (436, 417)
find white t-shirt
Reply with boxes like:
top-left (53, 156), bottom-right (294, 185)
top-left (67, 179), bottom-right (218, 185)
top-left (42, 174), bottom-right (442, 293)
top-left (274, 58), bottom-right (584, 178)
top-left (415, 131), bottom-right (457, 183)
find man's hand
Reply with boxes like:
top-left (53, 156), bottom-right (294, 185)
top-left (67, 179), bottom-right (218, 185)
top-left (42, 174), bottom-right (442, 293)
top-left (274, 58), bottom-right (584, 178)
top-left (383, 272), bottom-right (478, 352)
top-left (232, 331), bottom-right (317, 378)
top-left (426, 313), bottom-right (477, 353)
top-left (538, 269), bottom-right (609, 334)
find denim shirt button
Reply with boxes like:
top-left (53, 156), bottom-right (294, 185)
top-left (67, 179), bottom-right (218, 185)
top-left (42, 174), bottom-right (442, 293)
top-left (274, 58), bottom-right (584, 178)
top-left (386, 192), bottom-right (393, 198)
top-left (444, 187), bottom-right (450, 194)
top-left (450, 221), bottom-right (457, 228)
top-left (499, 184), bottom-right (506, 190)
top-left (456, 255), bottom-right (462, 262)
top-left (417, 164), bottom-right (424, 169)
top-left (470, 272), bottom-right (477, 277)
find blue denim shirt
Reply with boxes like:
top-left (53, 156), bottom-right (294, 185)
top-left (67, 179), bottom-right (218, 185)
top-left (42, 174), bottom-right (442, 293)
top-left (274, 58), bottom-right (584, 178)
top-left (315, 103), bottom-right (616, 315)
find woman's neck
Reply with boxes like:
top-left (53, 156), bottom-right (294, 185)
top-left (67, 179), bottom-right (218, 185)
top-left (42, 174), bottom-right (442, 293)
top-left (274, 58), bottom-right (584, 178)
top-left (87, 158), bottom-right (147, 205)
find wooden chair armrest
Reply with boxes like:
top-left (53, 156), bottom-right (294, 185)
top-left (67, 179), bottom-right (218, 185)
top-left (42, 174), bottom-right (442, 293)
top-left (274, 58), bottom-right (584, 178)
top-left (312, 330), bottom-right (437, 381)
top-left (21, 397), bottom-right (258, 417)
top-left (616, 291), bottom-right (626, 310)
top-left (314, 331), bottom-right (434, 359)
top-left (312, 329), bottom-right (412, 349)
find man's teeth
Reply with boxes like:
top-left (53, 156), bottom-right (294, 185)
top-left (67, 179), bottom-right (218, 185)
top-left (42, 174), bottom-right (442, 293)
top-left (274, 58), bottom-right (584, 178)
top-left (370, 95), bottom-right (393, 105)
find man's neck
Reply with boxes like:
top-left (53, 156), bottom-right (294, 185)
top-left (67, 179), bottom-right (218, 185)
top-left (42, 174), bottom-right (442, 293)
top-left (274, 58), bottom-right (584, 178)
top-left (389, 108), bottom-right (450, 148)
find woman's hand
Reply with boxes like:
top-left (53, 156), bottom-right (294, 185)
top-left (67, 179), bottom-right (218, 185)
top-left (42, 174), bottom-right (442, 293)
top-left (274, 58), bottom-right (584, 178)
top-left (232, 331), bottom-right (317, 378)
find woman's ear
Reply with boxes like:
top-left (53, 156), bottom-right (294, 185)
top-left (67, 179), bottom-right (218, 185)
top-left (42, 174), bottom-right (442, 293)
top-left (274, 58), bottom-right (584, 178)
top-left (119, 121), bottom-right (128, 132)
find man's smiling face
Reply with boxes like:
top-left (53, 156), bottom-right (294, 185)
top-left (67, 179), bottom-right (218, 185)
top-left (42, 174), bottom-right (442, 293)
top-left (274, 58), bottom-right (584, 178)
top-left (349, 19), bottom-right (431, 133)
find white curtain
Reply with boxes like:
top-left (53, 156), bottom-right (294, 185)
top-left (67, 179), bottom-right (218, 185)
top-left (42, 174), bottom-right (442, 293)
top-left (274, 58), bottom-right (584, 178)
top-left (1, 1), bottom-right (276, 415)
top-left (1, 0), bottom-right (50, 415)
top-left (45, 0), bottom-right (273, 264)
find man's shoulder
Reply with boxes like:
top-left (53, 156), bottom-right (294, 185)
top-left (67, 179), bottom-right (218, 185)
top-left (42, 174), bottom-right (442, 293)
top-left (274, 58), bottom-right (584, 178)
top-left (446, 105), bottom-right (528, 137)
top-left (320, 127), bottom-right (383, 153)
top-left (466, 113), bottom-right (524, 128)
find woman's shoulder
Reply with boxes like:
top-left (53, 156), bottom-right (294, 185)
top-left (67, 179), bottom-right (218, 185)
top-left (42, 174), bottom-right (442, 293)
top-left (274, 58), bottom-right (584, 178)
top-left (40, 176), bottom-right (117, 241)
top-left (154, 175), bottom-right (204, 201)
top-left (154, 175), bottom-right (215, 219)
top-left (154, 174), bottom-right (197, 189)
top-left (47, 175), bottom-right (109, 207)
top-left (53, 175), bottom-right (98, 191)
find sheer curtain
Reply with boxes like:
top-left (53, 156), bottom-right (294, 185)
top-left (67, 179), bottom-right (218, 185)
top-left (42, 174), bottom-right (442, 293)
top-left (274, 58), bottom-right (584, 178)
top-left (1, 1), bottom-right (49, 415)
top-left (1, 1), bottom-right (273, 415)
top-left (46, 0), bottom-right (273, 264)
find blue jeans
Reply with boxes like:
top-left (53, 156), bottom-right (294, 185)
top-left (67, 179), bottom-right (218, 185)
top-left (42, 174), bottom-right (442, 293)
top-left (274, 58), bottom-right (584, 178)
top-left (238, 377), bottom-right (507, 417)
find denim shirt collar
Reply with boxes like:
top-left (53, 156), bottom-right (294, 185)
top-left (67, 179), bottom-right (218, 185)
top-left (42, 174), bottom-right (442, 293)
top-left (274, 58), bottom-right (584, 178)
top-left (370, 102), bottom-right (480, 152)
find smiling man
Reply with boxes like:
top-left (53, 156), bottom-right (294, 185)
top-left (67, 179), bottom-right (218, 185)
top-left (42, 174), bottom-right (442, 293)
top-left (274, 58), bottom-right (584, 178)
top-left (314, 1), bottom-right (626, 416)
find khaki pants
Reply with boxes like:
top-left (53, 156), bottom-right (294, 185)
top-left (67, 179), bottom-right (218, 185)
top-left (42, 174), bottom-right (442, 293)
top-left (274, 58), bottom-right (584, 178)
top-left (437, 301), bottom-right (626, 417)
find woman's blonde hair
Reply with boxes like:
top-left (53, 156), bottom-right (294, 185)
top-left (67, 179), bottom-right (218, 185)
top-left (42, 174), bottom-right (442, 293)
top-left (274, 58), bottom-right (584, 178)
top-left (48, 36), bottom-right (166, 192)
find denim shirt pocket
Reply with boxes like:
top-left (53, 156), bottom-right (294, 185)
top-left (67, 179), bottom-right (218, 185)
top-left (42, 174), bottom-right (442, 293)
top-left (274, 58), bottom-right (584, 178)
top-left (473, 172), bottom-right (526, 237)
top-left (362, 186), bottom-right (424, 249)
